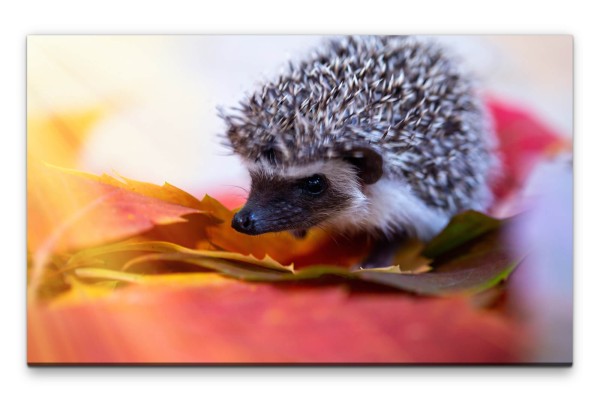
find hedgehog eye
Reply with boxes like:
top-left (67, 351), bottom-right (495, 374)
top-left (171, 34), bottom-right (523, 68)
top-left (300, 174), bottom-right (328, 195)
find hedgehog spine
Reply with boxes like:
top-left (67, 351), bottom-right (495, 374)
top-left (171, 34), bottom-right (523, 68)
top-left (223, 35), bottom-right (495, 242)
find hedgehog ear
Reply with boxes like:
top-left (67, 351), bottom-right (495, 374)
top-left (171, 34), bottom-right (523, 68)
top-left (343, 146), bottom-right (383, 185)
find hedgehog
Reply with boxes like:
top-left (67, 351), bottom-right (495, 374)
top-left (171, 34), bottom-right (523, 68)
top-left (220, 35), bottom-right (496, 267)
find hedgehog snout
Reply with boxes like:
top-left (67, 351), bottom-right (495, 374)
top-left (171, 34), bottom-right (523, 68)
top-left (232, 209), bottom-right (259, 235)
top-left (231, 197), bottom-right (312, 235)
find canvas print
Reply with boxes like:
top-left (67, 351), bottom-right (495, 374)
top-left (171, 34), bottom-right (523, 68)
top-left (27, 35), bottom-right (573, 364)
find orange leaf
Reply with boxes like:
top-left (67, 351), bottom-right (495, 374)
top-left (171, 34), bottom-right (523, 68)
top-left (28, 164), bottom-right (201, 255)
top-left (27, 164), bottom-right (203, 302)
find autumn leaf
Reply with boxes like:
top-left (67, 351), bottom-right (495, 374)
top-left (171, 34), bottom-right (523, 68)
top-left (62, 168), bottom-right (207, 210)
top-left (27, 164), bottom-right (523, 302)
top-left (356, 215), bottom-right (525, 295)
top-left (390, 238), bottom-right (433, 273)
top-left (65, 241), bottom-right (294, 273)
top-left (44, 209), bottom-right (519, 298)
top-left (27, 164), bottom-right (202, 256)
top-left (422, 211), bottom-right (502, 259)
top-left (26, 164), bottom-right (204, 301)
top-left (28, 208), bottom-right (528, 363)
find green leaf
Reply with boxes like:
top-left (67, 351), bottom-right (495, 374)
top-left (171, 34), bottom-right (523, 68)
top-left (356, 216), bottom-right (524, 295)
top-left (423, 210), bottom-right (502, 259)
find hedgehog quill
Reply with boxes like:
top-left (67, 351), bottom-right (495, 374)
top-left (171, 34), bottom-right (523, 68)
top-left (221, 36), bottom-right (496, 267)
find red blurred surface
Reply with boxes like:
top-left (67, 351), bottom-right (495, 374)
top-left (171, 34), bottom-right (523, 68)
top-left (29, 280), bottom-right (526, 364)
top-left (487, 98), bottom-right (570, 203)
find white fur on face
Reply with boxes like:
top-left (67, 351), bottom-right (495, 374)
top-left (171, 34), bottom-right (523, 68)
top-left (248, 159), bottom-right (452, 241)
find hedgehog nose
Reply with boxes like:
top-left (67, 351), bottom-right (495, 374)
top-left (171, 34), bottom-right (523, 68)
top-left (232, 209), bottom-right (257, 234)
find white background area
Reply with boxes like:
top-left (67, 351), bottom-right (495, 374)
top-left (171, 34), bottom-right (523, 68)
top-left (27, 35), bottom-right (572, 198)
